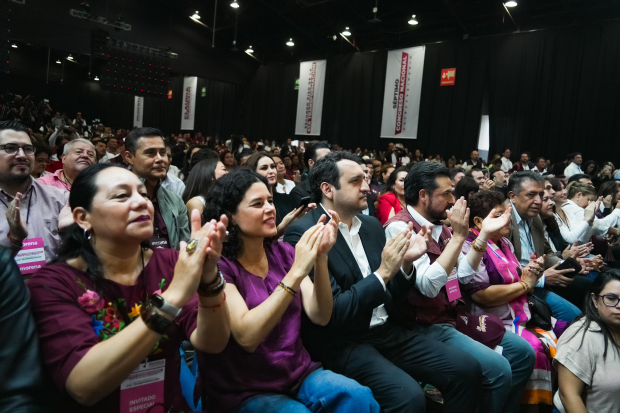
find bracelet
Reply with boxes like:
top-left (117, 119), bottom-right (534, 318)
top-left (199, 292), bottom-right (226, 311)
top-left (472, 238), bottom-right (488, 253)
top-left (518, 281), bottom-right (530, 294)
top-left (7, 232), bottom-right (23, 248)
top-left (202, 264), bottom-right (222, 288)
top-left (277, 282), bottom-right (297, 298)
top-left (197, 272), bottom-right (226, 297)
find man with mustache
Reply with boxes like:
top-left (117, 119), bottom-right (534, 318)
top-left (124, 127), bottom-right (189, 250)
top-left (38, 139), bottom-right (95, 190)
top-left (0, 121), bottom-right (69, 270)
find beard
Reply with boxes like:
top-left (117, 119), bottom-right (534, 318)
top-left (0, 170), bottom-right (31, 187)
top-left (426, 198), bottom-right (450, 222)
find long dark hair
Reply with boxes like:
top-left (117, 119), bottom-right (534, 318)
top-left (381, 165), bottom-right (409, 195)
top-left (454, 177), bottom-right (479, 202)
top-left (53, 164), bottom-right (143, 321)
top-left (202, 168), bottom-right (274, 260)
top-left (568, 270), bottom-right (620, 359)
top-left (180, 144), bottom-right (208, 179)
top-left (598, 180), bottom-right (619, 200)
top-left (245, 151), bottom-right (275, 187)
top-left (182, 158), bottom-right (219, 203)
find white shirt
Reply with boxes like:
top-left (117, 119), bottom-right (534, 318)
top-left (161, 173), bottom-right (186, 198)
top-left (275, 179), bottom-right (296, 194)
top-left (400, 156), bottom-right (410, 165)
top-left (501, 157), bottom-right (513, 172)
top-left (384, 205), bottom-right (476, 298)
top-left (533, 167), bottom-right (546, 175)
top-left (520, 163), bottom-right (531, 171)
top-left (98, 151), bottom-right (118, 163)
top-left (320, 205), bottom-right (412, 328)
top-left (563, 162), bottom-right (583, 179)
top-left (554, 211), bottom-right (592, 244)
top-left (562, 200), bottom-right (620, 236)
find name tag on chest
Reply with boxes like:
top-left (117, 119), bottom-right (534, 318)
top-left (120, 359), bottom-right (165, 413)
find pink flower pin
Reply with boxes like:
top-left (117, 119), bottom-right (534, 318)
top-left (78, 290), bottom-right (104, 314)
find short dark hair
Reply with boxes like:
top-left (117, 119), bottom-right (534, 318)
top-left (454, 177), bottom-right (480, 202)
top-left (450, 167), bottom-right (465, 180)
top-left (305, 142), bottom-right (330, 170)
top-left (492, 158), bottom-right (502, 165)
top-left (33, 142), bottom-right (52, 157)
top-left (125, 127), bottom-right (164, 154)
top-left (465, 167), bottom-right (483, 177)
top-left (567, 173), bottom-right (592, 185)
top-left (309, 151), bottom-right (362, 203)
top-left (404, 162), bottom-right (450, 206)
top-left (570, 152), bottom-right (582, 160)
top-left (535, 156), bottom-right (545, 164)
top-left (0, 120), bottom-right (29, 134)
top-left (468, 190), bottom-right (505, 227)
top-left (507, 171), bottom-right (544, 195)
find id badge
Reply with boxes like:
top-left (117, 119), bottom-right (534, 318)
top-left (445, 269), bottom-right (462, 302)
top-left (15, 237), bottom-right (46, 275)
top-left (149, 236), bottom-right (170, 250)
top-left (120, 359), bottom-right (165, 413)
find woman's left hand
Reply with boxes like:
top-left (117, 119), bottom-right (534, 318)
top-left (277, 203), bottom-right (317, 236)
top-left (316, 211), bottom-right (340, 257)
top-left (187, 209), bottom-right (228, 284)
top-left (480, 205), bottom-right (512, 239)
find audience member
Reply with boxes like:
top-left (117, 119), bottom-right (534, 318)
top-left (463, 150), bottom-right (484, 170)
top-left (273, 155), bottom-right (296, 194)
top-left (563, 181), bottom-right (620, 240)
top-left (289, 143), bottom-right (330, 206)
top-left (385, 162), bottom-right (534, 413)
top-left (183, 158), bottom-right (228, 219)
top-left (454, 176), bottom-right (480, 202)
top-left (564, 152), bottom-right (584, 178)
top-left (38, 138), bottom-right (95, 190)
top-left (92, 138), bottom-right (108, 162)
top-left (28, 163), bottom-right (230, 412)
top-left (567, 173), bottom-right (592, 186)
top-left (506, 172), bottom-right (592, 317)
top-left (554, 270), bottom-right (620, 413)
top-left (500, 149), bottom-right (513, 172)
top-left (450, 167), bottom-right (466, 187)
top-left (533, 156), bottom-right (548, 175)
top-left (220, 149), bottom-right (236, 172)
top-left (98, 137), bottom-right (119, 163)
top-left (285, 152), bottom-right (484, 413)
top-left (493, 170), bottom-right (508, 196)
top-left (597, 180), bottom-right (620, 218)
top-left (31, 142), bottom-right (52, 179)
top-left (376, 166), bottom-right (408, 225)
top-left (124, 127), bottom-right (190, 250)
top-left (467, 167), bottom-right (495, 191)
top-left (512, 152), bottom-right (535, 172)
top-left (199, 169), bottom-right (380, 413)
top-left (0, 121), bottom-right (70, 269)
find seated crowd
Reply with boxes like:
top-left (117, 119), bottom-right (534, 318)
top-left (0, 112), bottom-right (619, 413)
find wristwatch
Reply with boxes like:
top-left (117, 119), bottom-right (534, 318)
top-left (140, 301), bottom-right (173, 335)
top-left (151, 294), bottom-right (183, 319)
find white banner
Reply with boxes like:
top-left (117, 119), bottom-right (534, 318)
top-left (380, 46), bottom-right (425, 139)
top-left (181, 76), bottom-right (198, 130)
top-left (133, 96), bottom-right (144, 128)
top-left (295, 60), bottom-right (326, 136)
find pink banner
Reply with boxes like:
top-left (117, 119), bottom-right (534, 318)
top-left (395, 52), bottom-right (409, 135)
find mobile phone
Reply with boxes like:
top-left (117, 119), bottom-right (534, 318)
top-left (298, 196), bottom-right (311, 210)
top-left (555, 258), bottom-right (582, 278)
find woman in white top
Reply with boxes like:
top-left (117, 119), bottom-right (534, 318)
top-left (549, 179), bottom-right (598, 243)
top-left (183, 158), bottom-right (228, 220)
top-left (554, 270), bottom-right (620, 413)
top-left (562, 182), bottom-right (619, 238)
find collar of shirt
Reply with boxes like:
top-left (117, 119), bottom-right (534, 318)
top-left (0, 178), bottom-right (35, 203)
top-left (319, 203), bottom-right (362, 236)
top-left (406, 205), bottom-right (443, 242)
top-left (510, 200), bottom-right (527, 226)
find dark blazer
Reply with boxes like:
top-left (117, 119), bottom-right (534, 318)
top-left (283, 208), bottom-right (416, 370)
top-left (364, 194), bottom-right (376, 217)
top-left (512, 161), bottom-right (536, 172)
top-left (289, 179), bottom-right (311, 207)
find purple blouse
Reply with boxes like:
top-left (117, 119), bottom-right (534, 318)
top-left (198, 241), bottom-right (320, 413)
top-left (27, 249), bottom-right (198, 413)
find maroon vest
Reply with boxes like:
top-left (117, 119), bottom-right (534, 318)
top-left (384, 208), bottom-right (459, 326)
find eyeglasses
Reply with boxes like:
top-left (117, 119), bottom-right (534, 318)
top-left (0, 144), bottom-right (35, 156)
top-left (598, 294), bottom-right (620, 307)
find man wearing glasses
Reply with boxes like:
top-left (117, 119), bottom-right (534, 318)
top-left (0, 121), bottom-right (70, 278)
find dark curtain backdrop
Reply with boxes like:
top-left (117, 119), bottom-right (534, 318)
top-left (0, 74), bottom-right (242, 140)
top-left (240, 20), bottom-right (620, 164)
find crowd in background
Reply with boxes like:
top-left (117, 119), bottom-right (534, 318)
top-left (0, 100), bottom-right (619, 413)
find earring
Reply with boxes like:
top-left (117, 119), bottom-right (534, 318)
top-left (84, 228), bottom-right (91, 240)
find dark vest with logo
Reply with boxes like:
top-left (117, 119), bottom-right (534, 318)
top-left (384, 209), bottom-right (459, 326)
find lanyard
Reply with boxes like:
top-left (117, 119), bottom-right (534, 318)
top-left (520, 220), bottom-right (535, 252)
top-left (0, 189), bottom-right (33, 224)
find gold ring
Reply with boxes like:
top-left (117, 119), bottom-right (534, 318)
top-left (186, 238), bottom-right (200, 254)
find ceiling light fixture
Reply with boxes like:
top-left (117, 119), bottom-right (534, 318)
top-left (230, 0), bottom-right (239, 8)
top-left (11, 43), bottom-right (17, 48)
top-left (408, 15), bottom-right (418, 25)
top-left (342, 27), bottom-right (351, 36)
top-left (245, 45), bottom-right (254, 53)
top-left (190, 11), bottom-right (200, 20)
top-left (67, 54), bottom-right (74, 60)
top-left (505, 1), bottom-right (517, 7)
top-left (286, 38), bottom-right (294, 47)
top-left (94, 76), bottom-right (99, 81)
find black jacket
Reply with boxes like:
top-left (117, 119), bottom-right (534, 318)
top-left (283, 208), bottom-right (416, 370)
top-left (288, 179), bottom-right (311, 207)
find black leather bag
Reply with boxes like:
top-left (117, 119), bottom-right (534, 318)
top-left (526, 293), bottom-right (553, 331)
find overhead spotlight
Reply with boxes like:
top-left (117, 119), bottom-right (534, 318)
top-left (56, 59), bottom-right (61, 64)
top-left (286, 38), bottom-right (294, 47)
top-left (245, 45), bottom-right (254, 53)
top-left (342, 27), bottom-right (351, 36)
top-left (94, 76), bottom-right (99, 81)
top-left (190, 11), bottom-right (200, 20)
top-left (230, 0), bottom-right (239, 8)
top-left (67, 54), bottom-right (74, 60)
top-left (11, 43), bottom-right (17, 48)
top-left (505, 1), bottom-right (517, 6)
top-left (408, 15), bottom-right (418, 25)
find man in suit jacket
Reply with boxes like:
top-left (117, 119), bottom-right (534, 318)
top-left (284, 151), bottom-right (482, 413)
top-left (505, 171), bottom-right (592, 320)
top-left (510, 152), bottom-right (536, 172)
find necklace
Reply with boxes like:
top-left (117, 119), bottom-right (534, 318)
top-left (62, 171), bottom-right (73, 187)
top-left (240, 251), bottom-right (266, 266)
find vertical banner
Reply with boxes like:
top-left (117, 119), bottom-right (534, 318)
top-left (295, 60), bottom-right (326, 136)
top-left (380, 46), bottom-right (425, 139)
top-left (181, 76), bottom-right (197, 130)
top-left (133, 96), bottom-right (144, 128)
